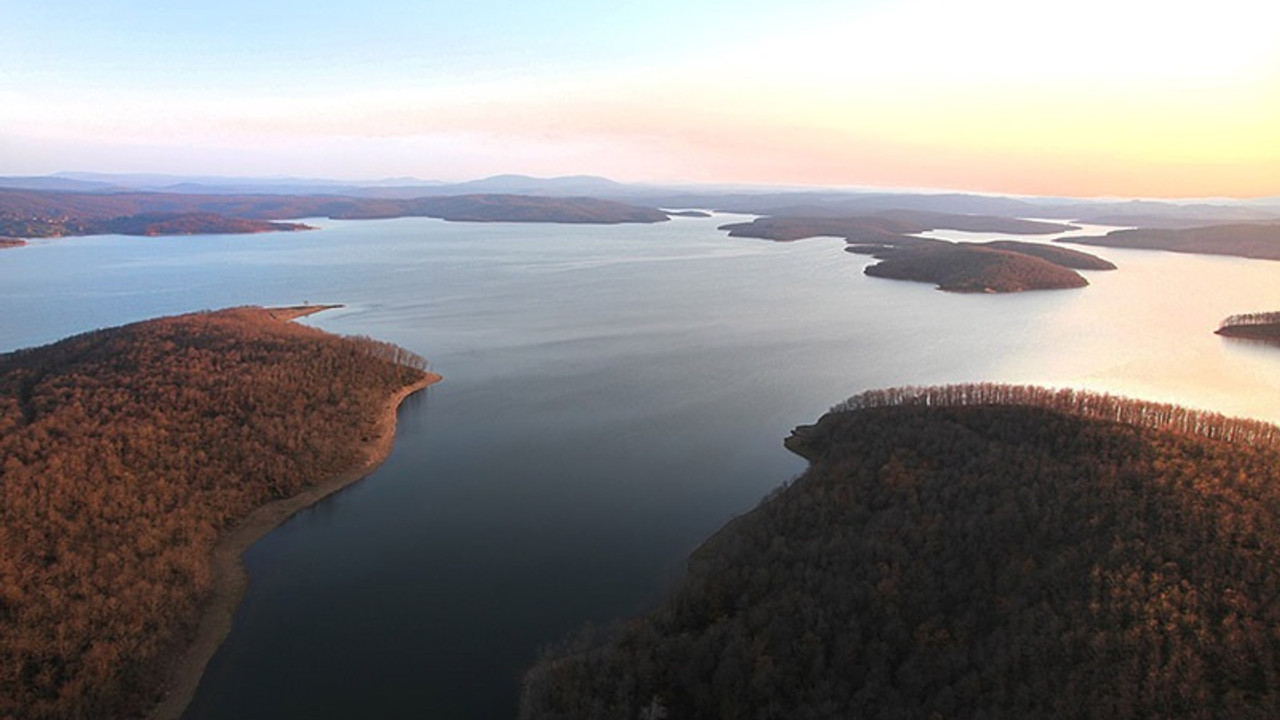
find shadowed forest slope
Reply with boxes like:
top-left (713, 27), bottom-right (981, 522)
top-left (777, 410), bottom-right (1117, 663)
top-left (0, 308), bottom-right (432, 720)
top-left (522, 385), bottom-right (1280, 720)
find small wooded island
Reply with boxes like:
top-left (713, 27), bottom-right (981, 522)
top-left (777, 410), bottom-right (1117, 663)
top-left (719, 214), bottom-right (1115, 292)
top-left (521, 384), bottom-right (1280, 719)
top-left (854, 242), bottom-right (1104, 293)
top-left (0, 307), bottom-right (438, 720)
top-left (1217, 311), bottom-right (1280, 345)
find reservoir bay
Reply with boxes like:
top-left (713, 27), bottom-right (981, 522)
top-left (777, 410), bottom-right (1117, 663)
top-left (2, 214), bottom-right (1279, 718)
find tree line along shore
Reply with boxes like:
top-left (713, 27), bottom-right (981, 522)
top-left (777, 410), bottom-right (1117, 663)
top-left (6, 307), bottom-right (1280, 719)
top-left (1217, 311), bottom-right (1280, 344)
top-left (0, 307), bottom-right (436, 720)
top-left (521, 384), bottom-right (1280, 720)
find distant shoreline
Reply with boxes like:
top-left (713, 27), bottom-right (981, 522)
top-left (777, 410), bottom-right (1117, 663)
top-left (0, 188), bottom-right (673, 240)
top-left (1062, 223), bottom-right (1280, 261)
top-left (144, 313), bottom-right (441, 720)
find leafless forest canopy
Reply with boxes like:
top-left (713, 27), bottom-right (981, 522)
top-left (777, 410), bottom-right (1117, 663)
top-left (1218, 312), bottom-right (1280, 333)
top-left (1220, 311), bottom-right (1280, 328)
top-left (0, 307), bottom-right (427, 720)
top-left (523, 385), bottom-right (1280, 719)
top-left (830, 383), bottom-right (1280, 447)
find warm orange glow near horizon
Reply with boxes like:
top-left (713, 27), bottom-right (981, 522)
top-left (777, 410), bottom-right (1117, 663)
top-left (5, 0), bottom-right (1278, 197)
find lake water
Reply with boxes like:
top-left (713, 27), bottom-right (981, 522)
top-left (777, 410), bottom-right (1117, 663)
top-left (2, 214), bottom-right (1279, 719)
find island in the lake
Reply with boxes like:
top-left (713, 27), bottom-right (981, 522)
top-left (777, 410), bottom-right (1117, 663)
top-left (521, 384), bottom-right (1280, 720)
top-left (1062, 223), bottom-right (1280, 261)
top-left (93, 212), bottom-right (315, 236)
top-left (857, 243), bottom-right (1093, 292)
top-left (0, 307), bottom-right (439, 720)
top-left (0, 188), bottom-right (673, 240)
top-left (720, 213), bottom-right (1114, 292)
top-left (1217, 311), bottom-right (1280, 345)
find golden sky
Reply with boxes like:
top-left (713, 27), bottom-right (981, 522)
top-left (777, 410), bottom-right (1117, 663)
top-left (4, 0), bottom-right (1277, 197)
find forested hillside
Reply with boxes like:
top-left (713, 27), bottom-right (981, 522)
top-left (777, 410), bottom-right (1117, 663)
top-left (0, 308), bottom-right (432, 720)
top-left (522, 385), bottom-right (1280, 720)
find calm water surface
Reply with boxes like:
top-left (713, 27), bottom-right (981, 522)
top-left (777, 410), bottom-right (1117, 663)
top-left (2, 215), bottom-right (1278, 718)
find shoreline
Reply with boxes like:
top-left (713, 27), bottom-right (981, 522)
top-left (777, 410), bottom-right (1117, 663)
top-left (265, 303), bottom-right (345, 321)
top-left (145, 369), bottom-right (441, 720)
top-left (1217, 326), bottom-right (1280, 345)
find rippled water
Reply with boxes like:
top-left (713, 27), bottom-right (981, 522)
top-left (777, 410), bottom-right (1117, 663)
top-left (2, 214), bottom-right (1277, 718)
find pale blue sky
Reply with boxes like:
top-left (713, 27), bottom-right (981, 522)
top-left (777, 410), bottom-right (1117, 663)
top-left (4, 0), bottom-right (1277, 195)
top-left (8, 1), bottom-right (858, 91)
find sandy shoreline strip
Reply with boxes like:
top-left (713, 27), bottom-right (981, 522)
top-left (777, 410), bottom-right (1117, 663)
top-left (145, 368), bottom-right (441, 720)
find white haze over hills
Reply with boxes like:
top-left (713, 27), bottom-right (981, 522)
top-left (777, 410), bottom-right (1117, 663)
top-left (0, 171), bottom-right (1277, 227)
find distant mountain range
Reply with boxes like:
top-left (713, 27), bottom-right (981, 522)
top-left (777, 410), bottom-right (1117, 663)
top-left (1, 172), bottom-right (1276, 225)
top-left (0, 172), bottom-right (625, 199)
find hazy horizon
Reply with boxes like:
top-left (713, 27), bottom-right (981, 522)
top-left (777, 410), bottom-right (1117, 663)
top-left (7, 169), bottom-right (1280, 205)
top-left (6, 1), bottom-right (1278, 199)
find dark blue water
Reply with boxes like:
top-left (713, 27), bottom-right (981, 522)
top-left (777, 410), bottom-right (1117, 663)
top-left (2, 215), bottom-right (1278, 718)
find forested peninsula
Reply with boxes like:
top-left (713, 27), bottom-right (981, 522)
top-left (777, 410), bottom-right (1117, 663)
top-left (522, 384), bottom-right (1280, 720)
top-left (0, 307), bottom-right (438, 720)
top-left (717, 212), bottom-right (1076, 243)
top-left (719, 213), bottom-right (1113, 292)
top-left (1217, 312), bottom-right (1280, 345)
top-left (1063, 223), bottom-right (1280, 261)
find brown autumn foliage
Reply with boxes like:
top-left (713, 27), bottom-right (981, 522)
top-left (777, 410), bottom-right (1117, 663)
top-left (0, 307), bottom-right (428, 720)
top-left (978, 240), bottom-right (1117, 271)
top-left (522, 384), bottom-right (1280, 720)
